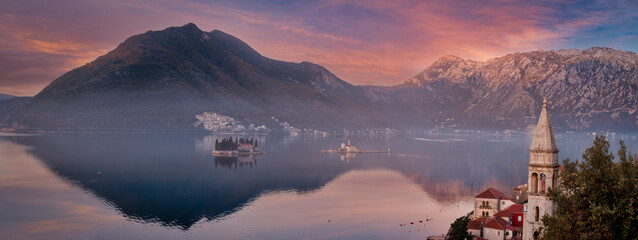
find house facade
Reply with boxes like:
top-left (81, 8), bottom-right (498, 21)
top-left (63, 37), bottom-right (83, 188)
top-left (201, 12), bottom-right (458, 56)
top-left (473, 188), bottom-right (506, 219)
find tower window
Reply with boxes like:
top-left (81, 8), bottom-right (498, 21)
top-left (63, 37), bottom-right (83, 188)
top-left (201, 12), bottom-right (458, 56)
top-left (535, 206), bottom-right (540, 222)
top-left (531, 173), bottom-right (538, 193)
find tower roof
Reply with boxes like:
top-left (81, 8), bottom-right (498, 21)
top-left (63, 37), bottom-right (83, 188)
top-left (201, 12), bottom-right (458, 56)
top-left (530, 98), bottom-right (558, 153)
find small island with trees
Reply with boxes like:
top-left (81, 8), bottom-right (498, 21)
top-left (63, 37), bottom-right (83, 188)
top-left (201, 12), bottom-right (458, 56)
top-left (212, 137), bottom-right (266, 156)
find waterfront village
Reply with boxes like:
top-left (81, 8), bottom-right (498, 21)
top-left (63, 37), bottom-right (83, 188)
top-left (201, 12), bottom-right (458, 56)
top-left (194, 112), bottom-right (398, 136)
top-left (444, 99), bottom-right (562, 240)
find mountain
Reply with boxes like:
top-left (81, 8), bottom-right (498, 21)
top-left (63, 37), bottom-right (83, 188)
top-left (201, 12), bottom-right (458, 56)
top-left (366, 48), bottom-right (638, 130)
top-left (0, 93), bottom-right (15, 101)
top-left (2, 23), bottom-right (636, 132)
top-left (0, 94), bottom-right (31, 128)
top-left (1, 23), bottom-right (388, 131)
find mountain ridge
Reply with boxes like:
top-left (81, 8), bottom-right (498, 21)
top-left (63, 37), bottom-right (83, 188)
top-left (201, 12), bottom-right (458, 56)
top-left (1, 23), bottom-right (636, 131)
top-left (371, 47), bottom-right (638, 130)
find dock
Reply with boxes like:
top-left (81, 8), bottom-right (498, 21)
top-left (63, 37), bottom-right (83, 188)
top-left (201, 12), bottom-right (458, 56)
top-left (320, 149), bottom-right (390, 153)
top-left (212, 150), bottom-right (267, 156)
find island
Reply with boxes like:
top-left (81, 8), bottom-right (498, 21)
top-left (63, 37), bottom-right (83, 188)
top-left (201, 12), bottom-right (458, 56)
top-left (321, 140), bottom-right (390, 153)
top-left (212, 137), bottom-right (267, 156)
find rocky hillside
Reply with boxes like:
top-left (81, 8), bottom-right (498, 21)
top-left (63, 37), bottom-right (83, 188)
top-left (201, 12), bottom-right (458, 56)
top-left (367, 47), bottom-right (638, 130)
top-left (1, 23), bottom-right (388, 131)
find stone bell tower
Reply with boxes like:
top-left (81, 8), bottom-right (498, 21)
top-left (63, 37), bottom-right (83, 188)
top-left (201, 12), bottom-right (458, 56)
top-left (523, 98), bottom-right (560, 240)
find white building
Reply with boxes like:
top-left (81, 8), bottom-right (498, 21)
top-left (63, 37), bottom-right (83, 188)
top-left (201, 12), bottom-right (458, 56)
top-left (523, 99), bottom-right (561, 240)
top-left (338, 140), bottom-right (363, 152)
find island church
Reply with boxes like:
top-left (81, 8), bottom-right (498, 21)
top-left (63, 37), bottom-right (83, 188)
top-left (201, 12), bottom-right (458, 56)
top-left (466, 99), bottom-right (560, 240)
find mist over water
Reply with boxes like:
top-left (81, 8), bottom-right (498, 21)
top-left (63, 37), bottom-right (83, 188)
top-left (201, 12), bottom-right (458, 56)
top-left (1, 132), bottom-right (636, 239)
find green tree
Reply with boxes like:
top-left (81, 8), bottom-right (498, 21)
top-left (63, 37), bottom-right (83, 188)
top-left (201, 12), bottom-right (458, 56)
top-left (448, 215), bottom-right (472, 240)
top-left (540, 136), bottom-right (638, 240)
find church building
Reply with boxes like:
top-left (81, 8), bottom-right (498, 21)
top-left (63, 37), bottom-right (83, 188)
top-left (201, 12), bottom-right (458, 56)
top-left (523, 99), bottom-right (561, 240)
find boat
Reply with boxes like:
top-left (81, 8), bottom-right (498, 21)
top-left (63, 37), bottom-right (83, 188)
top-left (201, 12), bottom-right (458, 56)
top-left (321, 140), bottom-right (390, 153)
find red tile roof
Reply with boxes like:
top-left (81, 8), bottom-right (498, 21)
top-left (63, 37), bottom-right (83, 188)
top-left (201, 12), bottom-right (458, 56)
top-left (501, 196), bottom-right (515, 202)
top-left (504, 204), bottom-right (525, 214)
top-left (483, 216), bottom-right (509, 230)
top-left (474, 187), bottom-right (504, 199)
top-left (506, 225), bottom-right (522, 231)
top-left (495, 210), bottom-right (512, 218)
top-left (467, 218), bottom-right (486, 230)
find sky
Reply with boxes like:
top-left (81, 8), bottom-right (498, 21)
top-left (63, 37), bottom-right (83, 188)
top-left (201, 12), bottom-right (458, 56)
top-left (0, 0), bottom-right (637, 96)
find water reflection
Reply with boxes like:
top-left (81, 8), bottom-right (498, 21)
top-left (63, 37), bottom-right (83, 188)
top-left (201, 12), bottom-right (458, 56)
top-left (9, 134), bottom-right (347, 230)
top-left (214, 155), bottom-right (258, 168)
top-left (338, 152), bottom-right (360, 161)
top-left (3, 132), bottom-right (636, 236)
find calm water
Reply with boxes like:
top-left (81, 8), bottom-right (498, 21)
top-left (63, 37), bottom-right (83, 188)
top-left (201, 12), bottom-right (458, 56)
top-left (1, 132), bottom-right (636, 240)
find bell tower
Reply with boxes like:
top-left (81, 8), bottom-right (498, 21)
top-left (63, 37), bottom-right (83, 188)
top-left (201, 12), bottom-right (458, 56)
top-left (523, 98), bottom-right (560, 240)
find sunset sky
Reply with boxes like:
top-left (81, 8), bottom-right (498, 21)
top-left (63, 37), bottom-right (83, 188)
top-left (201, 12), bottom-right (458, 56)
top-left (1, 0), bottom-right (637, 96)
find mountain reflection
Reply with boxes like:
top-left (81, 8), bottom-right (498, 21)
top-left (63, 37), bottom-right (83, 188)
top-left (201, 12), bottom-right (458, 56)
top-left (7, 133), bottom-right (543, 230)
top-left (12, 134), bottom-right (348, 230)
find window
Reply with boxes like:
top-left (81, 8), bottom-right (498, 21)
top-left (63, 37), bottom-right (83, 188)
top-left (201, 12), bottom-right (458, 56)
top-left (518, 216), bottom-right (522, 221)
top-left (535, 206), bottom-right (540, 222)
top-left (531, 173), bottom-right (538, 193)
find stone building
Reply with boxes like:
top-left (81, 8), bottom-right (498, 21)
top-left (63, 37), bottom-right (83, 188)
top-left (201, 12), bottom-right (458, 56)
top-left (467, 217), bottom-right (486, 237)
top-left (469, 187), bottom-right (519, 239)
top-left (523, 99), bottom-right (560, 240)
top-left (483, 217), bottom-right (512, 240)
top-left (473, 188), bottom-right (515, 220)
top-left (513, 183), bottom-right (528, 204)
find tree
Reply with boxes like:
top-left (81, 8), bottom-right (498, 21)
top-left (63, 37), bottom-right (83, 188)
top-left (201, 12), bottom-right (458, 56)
top-left (540, 136), bottom-right (638, 240)
top-left (448, 215), bottom-right (472, 240)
